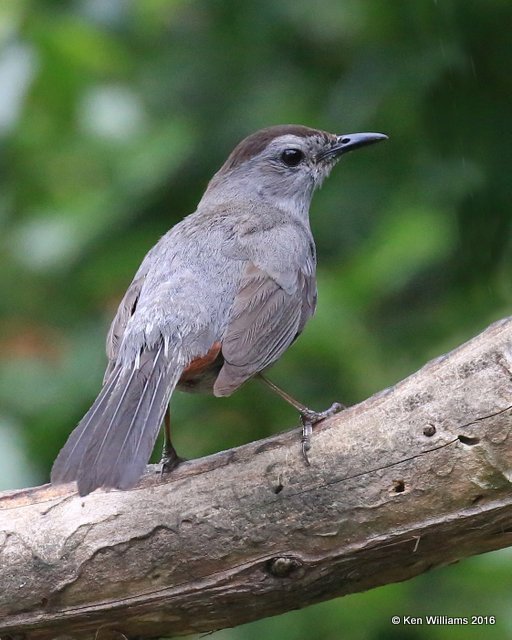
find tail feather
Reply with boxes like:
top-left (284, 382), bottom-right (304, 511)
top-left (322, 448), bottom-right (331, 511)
top-left (51, 344), bottom-right (182, 496)
top-left (51, 366), bottom-right (123, 485)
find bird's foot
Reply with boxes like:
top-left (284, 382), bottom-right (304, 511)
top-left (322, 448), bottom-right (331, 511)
top-left (300, 401), bottom-right (345, 466)
top-left (159, 443), bottom-right (186, 477)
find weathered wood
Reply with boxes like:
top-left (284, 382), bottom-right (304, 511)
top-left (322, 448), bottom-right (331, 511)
top-left (2, 318), bottom-right (512, 639)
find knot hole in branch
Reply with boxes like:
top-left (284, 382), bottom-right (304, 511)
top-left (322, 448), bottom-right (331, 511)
top-left (392, 479), bottom-right (405, 494)
top-left (266, 556), bottom-right (303, 578)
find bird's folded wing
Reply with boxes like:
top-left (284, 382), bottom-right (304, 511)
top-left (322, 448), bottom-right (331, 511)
top-left (213, 262), bottom-right (316, 396)
top-left (104, 275), bottom-right (146, 381)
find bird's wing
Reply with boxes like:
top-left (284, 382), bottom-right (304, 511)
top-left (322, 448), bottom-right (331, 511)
top-left (104, 274), bottom-right (146, 381)
top-left (213, 262), bottom-right (316, 396)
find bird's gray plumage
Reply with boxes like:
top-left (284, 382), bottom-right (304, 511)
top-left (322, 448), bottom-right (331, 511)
top-left (51, 125), bottom-right (386, 495)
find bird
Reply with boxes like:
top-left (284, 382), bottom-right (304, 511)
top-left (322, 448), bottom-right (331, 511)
top-left (51, 124), bottom-right (387, 496)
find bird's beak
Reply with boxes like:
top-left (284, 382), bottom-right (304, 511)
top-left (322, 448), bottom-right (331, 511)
top-left (318, 132), bottom-right (388, 161)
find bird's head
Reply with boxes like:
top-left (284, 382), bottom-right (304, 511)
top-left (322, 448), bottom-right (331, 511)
top-left (203, 125), bottom-right (387, 216)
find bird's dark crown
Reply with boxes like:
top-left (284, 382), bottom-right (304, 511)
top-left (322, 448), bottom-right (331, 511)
top-left (221, 125), bottom-right (332, 173)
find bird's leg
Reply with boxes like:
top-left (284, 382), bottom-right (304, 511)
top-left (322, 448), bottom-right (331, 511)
top-left (257, 374), bottom-right (345, 465)
top-left (160, 408), bottom-right (184, 475)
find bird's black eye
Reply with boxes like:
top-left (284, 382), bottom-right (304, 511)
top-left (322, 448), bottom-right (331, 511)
top-left (280, 148), bottom-right (304, 167)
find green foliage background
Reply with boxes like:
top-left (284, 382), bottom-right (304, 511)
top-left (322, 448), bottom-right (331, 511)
top-left (1, 0), bottom-right (511, 637)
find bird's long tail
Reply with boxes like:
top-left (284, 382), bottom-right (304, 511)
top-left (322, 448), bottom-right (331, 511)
top-left (51, 343), bottom-right (183, 496)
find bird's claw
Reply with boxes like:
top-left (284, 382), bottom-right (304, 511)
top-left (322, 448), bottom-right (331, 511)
top-left (301, 428), bottom-right (312, 466)
top-left (300, 401), bottom-right (345, 466)
top-left (159, 444), bottom-right (185, 477)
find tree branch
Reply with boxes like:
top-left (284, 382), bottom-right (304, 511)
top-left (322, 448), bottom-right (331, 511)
top-left (2, 318), bottom-right (512, 639)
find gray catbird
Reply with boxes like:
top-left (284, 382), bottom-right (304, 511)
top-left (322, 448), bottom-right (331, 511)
top-left (51, 124), bottom-right (387, 496)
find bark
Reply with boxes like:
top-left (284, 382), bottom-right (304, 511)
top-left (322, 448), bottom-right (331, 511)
top-left (2, 317), bottom-right (512, 640)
